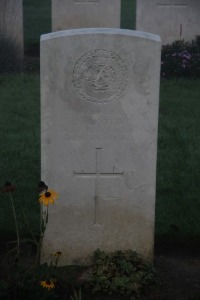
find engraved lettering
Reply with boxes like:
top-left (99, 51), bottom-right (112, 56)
top-left (61, 114), bottom-right (131, 141)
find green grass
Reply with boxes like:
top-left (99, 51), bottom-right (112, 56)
top-left (23, 0), bottom-right (51, 52)
top-left (0, 74), bottom-right (40, 237)
top-left (121, 0), bottom-right (136, 30)
top-left (156, 79), bottom-right (200, 239)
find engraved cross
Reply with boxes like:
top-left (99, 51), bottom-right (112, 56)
top-left (74, 148), bottom-right (124, 227)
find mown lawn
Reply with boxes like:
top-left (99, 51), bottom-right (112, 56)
top-left (0, 74), bottom-right (40, 237)
top-left (156, 79), bottom-right (200, 240)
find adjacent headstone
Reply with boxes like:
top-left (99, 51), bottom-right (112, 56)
top-left (136, 0), bottom-right (200, 44)
top-left (0, 0), bottom-right (23, 60)
top-left (40, 28), bottom-right (161, 265)
top-left (52, 0), bottom-right (121, 31)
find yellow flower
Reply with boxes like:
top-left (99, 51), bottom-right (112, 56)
top-left (52, 251), bottom-right (62, 257)
top-left (40, 280), bottom-right (55, 290)
top-left (39, 189), bottom-right (59, 206)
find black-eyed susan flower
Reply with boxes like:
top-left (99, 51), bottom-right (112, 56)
top-left (40, 280), bottom-right (55, 290)
top-left (1, 182), bottom-right (16, 193)
top-left (52, 251), bottom-right (62, 257)
top-left (39, 189), bottom-right (59, 206)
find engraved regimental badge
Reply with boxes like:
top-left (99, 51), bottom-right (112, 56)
top-left (73, 49), bottom-right (128, 103)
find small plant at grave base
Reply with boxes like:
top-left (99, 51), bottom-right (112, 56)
top-left (0, 181), bottom-right (76, 300)
top-left (161, 35), bottom-right (200, 78)
top-left (84, 249), bottom-right (159, 299)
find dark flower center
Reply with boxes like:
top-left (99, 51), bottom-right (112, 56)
top-left (45, 192), bottom-right (51, 198)
top-left (46, 280), bottom-right (51, 285)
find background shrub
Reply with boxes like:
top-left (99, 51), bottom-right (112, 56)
top-left (161, 35), bottom-right (200, 78)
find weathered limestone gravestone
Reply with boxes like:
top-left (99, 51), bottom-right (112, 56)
top-left (0, 0), bottom-right (23, 59)
top-left (52, 0), bottom-right (121, 31)
top-left (40, 28), bottom-right (161, 265)
top-left (136, 0), bottom-right (200, 44)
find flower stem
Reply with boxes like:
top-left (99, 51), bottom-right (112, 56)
top-left (9, 191), bottom-right (20, 257)
top-left (34, 204), bottom-right (48, 268)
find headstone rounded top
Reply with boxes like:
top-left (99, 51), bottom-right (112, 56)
top-left (41, 28), bottom-right (161, 43)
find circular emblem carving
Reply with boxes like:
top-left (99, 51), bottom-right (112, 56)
top-left (73, 49), bottom-right (128, 104)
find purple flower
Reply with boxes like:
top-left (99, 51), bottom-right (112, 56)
top-left (181, 59), bottom-right (188, 68)
top-left (179, 51), bottom-right (192, 60)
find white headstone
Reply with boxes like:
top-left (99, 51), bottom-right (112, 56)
top-left (0, 0), bottom-right (23, 59)
top-left (52, 0), bottom-right (121, 31)
top-left (136, 0), bottom-right (200, 44)
top-left (40, 28), bottom-right (161, 265)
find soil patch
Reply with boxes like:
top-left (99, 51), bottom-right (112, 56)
top-left (155, 255), bottom-right (200, 300)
